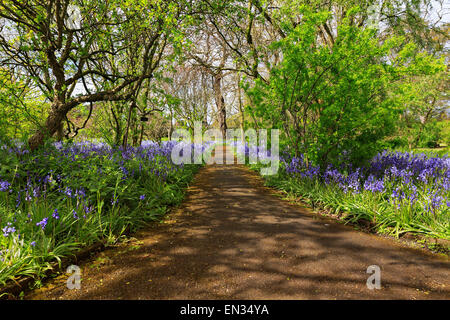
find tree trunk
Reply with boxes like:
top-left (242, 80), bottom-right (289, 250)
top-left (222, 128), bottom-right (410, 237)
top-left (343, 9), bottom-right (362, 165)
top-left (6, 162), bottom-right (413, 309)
top-left (138, 123), bottom-right (145, 146)
top-left (131, 113), bottom-right (139, 146)
top-left (56, 121), bottom-right (64, 141)
top-left (213, 73), bottom-right (227, 141)
top-left (122, 101), bottom-right (136, 148)
top-left (28, 103), bottom-right (66, 151)
top-left (168, 107), bottom-right (174, 140)
top-left (237, 78), bottom-right (245, 144)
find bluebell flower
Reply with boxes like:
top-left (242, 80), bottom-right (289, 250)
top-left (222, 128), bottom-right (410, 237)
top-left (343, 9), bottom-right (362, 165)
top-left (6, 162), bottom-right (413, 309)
top-left (65, 187), bottom-right (74, 198)
top-left (2, 223), bottom-right (16, 237)
top-left (0, 180), bottom-right (11, 192)
top-left (36, 217), bottom-right (48, 230)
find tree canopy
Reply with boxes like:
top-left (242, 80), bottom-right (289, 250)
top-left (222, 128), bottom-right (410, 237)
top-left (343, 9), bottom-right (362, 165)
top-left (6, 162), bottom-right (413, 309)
top-left (0, 0), bottom-right (447, 165)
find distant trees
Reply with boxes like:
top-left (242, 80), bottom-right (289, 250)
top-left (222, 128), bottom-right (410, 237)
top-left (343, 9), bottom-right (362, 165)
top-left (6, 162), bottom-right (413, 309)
top-left (392, 68), bottom-right (449, 149)
top-left (188, 18), bottom-right (232, 139)
top-left (161, 65), bottom-right (214, 133)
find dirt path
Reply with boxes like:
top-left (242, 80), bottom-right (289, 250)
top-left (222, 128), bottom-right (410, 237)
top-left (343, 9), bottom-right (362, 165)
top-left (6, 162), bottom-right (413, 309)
top-left (27, 159), bottom-right (449, 299)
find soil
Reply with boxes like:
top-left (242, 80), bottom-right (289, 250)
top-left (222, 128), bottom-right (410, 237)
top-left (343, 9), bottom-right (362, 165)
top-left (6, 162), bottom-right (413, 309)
top-left (26, 148), bottom-right (449, 300)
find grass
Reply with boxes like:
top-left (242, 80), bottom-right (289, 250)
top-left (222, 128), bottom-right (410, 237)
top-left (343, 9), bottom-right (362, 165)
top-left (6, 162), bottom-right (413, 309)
top-left (411, 146), bottom-right (449, 157)
top-left (262, 174), bottom-right (449, 240)
top-left (247, 149), bottom-right (449, 241)
top-left (0, 141), bottom-right (201, 288)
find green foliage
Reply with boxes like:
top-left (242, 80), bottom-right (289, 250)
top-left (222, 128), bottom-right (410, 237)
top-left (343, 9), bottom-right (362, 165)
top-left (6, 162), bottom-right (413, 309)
top-left (248, 158), bottom-right (449, 241)
top-left (417, 121), bottom-right (441, 148)
top-left (389, 67), bottom-right (448, 149)
top-left (265, 174), bottom-right (449, 240)
top-left (0, 142), bottom-right (200, 286)
top-left (0, 0), bottom-right (196, 149)
top-left (0, 69), bottom-right (48, 143)
top-left (438, 120), bottom-right (450, 146)
top-left (246, 7), bottom-right (444, 167)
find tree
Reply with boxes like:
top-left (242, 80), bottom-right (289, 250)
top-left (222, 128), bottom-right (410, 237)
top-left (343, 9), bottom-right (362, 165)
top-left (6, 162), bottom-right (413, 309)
top-left (145, 111), bottom-right (170, 142)
top-left (161, 65), bottom-right (214, 133)
top-left (246, 7), bottom-right (445, 166)
top-left (392, 68), bottom-right (449, 149)
top-left (0, 0), bottom-right (189, 149)
top-left (0, 68), bottom-right (48, 143)
top-left (188, 22), bottom-right (231, 139)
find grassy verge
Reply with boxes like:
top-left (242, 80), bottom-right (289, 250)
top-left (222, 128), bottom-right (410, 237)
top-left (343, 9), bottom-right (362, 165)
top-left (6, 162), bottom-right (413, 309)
top-left (246, 150), bottom-right (449, 245)
top-left (0, 141), bottom-right (201, 289)
top-left (262, 174), bottom-right (449, 239)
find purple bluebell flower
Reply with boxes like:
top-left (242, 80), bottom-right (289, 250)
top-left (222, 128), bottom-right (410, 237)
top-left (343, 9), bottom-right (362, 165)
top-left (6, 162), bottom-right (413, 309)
top-left (0, 180), bottom-right (11, 192)
top-left (2, 223), bottom-right (16, 237)
top-left (52, 209), bottom-right (60, 220)
top-left (65, 187), bottom-right (74, 198)
top-left (36, 218), bottom-right (48, 230)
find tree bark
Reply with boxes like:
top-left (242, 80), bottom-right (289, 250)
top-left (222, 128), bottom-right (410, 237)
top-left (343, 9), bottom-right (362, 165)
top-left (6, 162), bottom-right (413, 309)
top-left (28, 102), bottom-right (66, 151)
top-left (138, 123), bottom-right (145, 146)
top-left (168, 107), bottom-right (174, 140)
top-left (237, 73), bottom-right (245, 144)
top-left (122, 101), bottom-right (136, 148)
top-left (213, 73), bottom-right (227, 140)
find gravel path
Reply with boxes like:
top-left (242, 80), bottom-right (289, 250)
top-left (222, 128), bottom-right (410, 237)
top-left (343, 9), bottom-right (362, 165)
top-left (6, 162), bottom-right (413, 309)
top-left (27, 161), bottom-right (449, 300)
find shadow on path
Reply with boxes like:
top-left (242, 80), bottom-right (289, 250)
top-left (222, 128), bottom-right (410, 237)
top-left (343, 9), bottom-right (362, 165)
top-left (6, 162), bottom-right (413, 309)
top-left (27, 150), bottom-right (449, 299)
